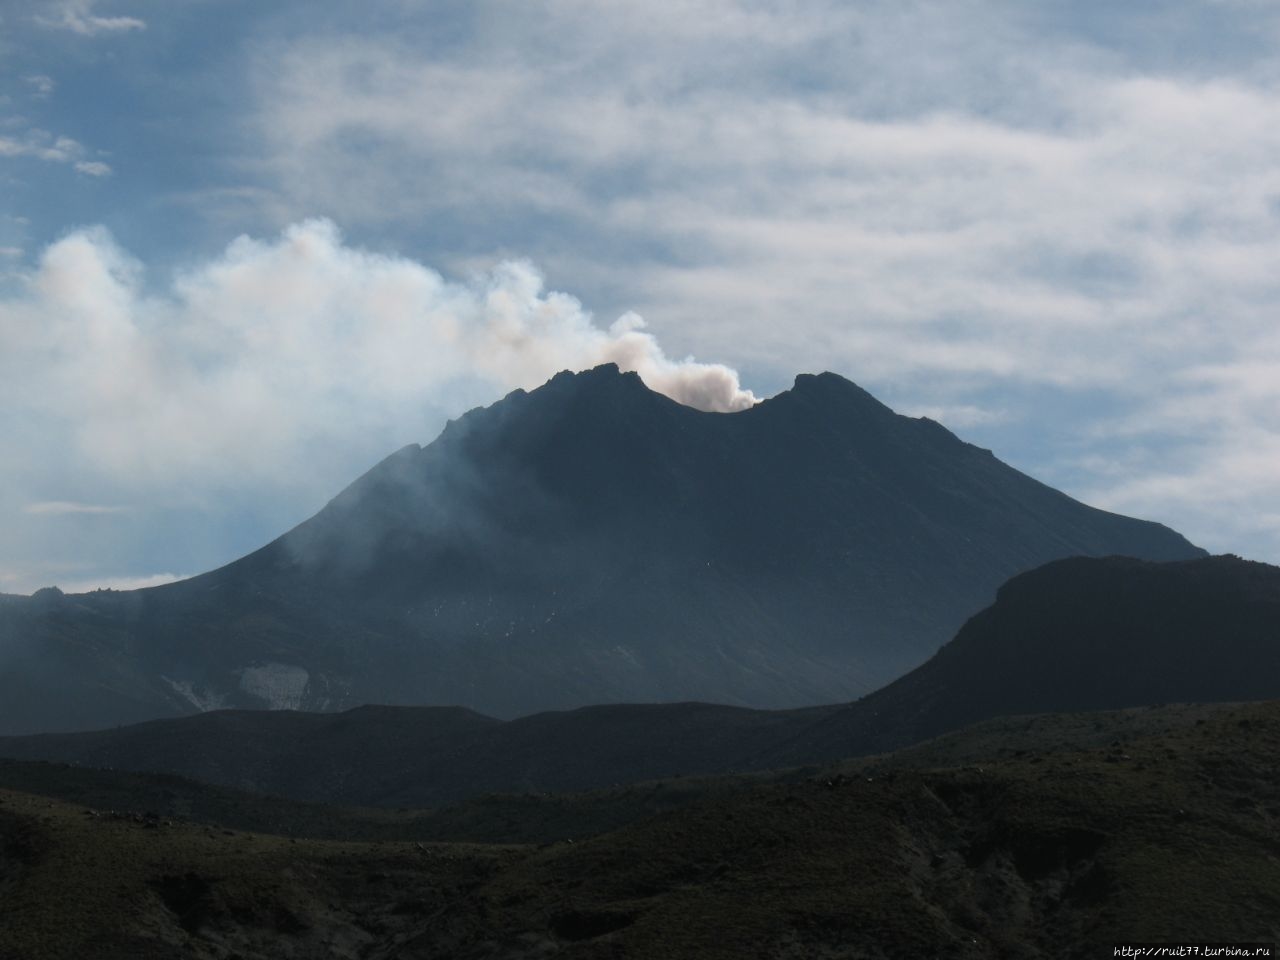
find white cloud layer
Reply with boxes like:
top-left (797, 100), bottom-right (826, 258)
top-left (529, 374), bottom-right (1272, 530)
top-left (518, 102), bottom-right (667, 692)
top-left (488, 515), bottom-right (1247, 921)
top-left (241, 1), bottom-right (1280, 562)
top-left (5, 0), bottom-right (1280, 585)
top-left (0, 219), bottom-right (752, 510)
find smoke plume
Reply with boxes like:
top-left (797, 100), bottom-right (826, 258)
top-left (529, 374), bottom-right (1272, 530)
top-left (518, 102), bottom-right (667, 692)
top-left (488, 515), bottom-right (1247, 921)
top-left (0, 218), bottom-right (755, 501)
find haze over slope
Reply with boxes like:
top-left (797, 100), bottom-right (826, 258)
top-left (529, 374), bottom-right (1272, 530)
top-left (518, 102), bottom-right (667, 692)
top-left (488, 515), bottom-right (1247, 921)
top-left (763, 553), bottom-right (1280, 766)
top-left (0, 366), bottom-right (1202, 734)
top-left (4, 555), bottom-right (1274, 808)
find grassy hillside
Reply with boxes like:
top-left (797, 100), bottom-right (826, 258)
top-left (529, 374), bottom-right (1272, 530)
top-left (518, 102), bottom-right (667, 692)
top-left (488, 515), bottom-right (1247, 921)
top-left (2, 701), bottom-right (1277, 959)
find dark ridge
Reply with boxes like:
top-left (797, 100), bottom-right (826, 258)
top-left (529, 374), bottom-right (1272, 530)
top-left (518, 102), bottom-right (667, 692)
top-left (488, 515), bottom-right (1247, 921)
top-left (764, 554), bottom-right (1280, 765)
top-left (0, 700), bottom-right (833, 809)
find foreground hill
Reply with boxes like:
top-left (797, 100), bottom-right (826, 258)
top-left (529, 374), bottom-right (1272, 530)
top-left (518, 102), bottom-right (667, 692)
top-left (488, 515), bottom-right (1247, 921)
top-left (0, 365), bottom-right (1201, 734)
top-left (2, 700), bottom-right (1277, 959)
top-left (4, 555), bottom-right (1275, 808)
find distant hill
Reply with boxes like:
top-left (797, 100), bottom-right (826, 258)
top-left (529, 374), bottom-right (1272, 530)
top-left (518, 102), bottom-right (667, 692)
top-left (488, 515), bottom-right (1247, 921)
top-left (4, 556), bottom-right (1275, 808)
top-left (0, 365), bottom-right (1202, 734)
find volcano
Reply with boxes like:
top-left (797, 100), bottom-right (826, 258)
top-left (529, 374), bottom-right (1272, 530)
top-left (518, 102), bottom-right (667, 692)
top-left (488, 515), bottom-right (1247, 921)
top-left (0, 365), bottom-right (1202, 733)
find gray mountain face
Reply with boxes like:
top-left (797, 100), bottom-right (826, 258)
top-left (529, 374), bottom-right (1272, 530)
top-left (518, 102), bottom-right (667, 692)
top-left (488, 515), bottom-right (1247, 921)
top-left (0, 365), bottom-right (1203, 734)
top-left (3, 555), bottom-right (1273, 809)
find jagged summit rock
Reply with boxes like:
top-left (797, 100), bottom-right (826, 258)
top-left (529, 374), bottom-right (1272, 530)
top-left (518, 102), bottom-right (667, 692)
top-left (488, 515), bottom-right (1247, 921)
top-left (0, 365), bottom-right (1204, 734)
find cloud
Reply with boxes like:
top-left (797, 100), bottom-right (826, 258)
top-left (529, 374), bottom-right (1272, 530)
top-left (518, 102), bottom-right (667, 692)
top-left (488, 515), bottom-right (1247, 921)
top-left (24, 501), bottom-right (129, 516)
top-left (0, 567), bottom-right (185, 595)
top-left (0, 220), bottom-right (753, 515)
top-left (0, 132), bottom-right (84, 163)
top-left (899, 405), bottom-right (1015, 429)
top-left (73, 160), bottom-right (112, 176)
top-left (5, 0), bottom-right (1280, 579)
top-left (54, 572), bottom-right (182, 594)
top-left (35, 0), bottom-right (145, 36)
top-left (0, 129), bottom-right (109, 176)
top-left (247, 12), bottom-right (1280, 392)
top-left (24, 75), bottom-right (55, 98)
top-left (238, 3), bottom-right (1280, 561)
top-left (1073, 354), bottom-right (1280, 557)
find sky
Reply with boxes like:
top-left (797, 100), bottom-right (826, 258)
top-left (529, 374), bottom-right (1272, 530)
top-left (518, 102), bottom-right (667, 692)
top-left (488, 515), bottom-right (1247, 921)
top-left (2, 0), bottom-right (1279, 594)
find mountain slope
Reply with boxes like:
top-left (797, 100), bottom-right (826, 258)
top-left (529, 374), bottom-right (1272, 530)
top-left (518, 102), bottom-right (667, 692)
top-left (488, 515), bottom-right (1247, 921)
top-left (0, 365), bottom-right (1203, 733)
top-left (767, 553), bottom-right (1280, 765)
top-left (5, 556), bottom-right (1276, 808)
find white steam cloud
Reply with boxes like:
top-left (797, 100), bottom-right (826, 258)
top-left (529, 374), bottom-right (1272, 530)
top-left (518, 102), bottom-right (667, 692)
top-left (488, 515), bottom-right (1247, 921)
top-left (0, 218), bottom-right (754, 502)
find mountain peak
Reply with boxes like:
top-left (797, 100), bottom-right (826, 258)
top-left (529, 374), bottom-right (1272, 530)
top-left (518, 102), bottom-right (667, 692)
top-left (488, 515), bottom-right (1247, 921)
top-left (539, 362), bottom-right (652, 399)
top-left (750, 371), bottom-right (898, 426)
top-left (550, 361), bottom-right (630, 382)
top-left (0, 365), bottom-right (1206, 734)
top-left (792, 371), bottom-right (892, 407)
top-left (438, 364), bottom-right (657, 442)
